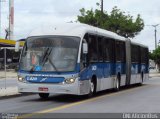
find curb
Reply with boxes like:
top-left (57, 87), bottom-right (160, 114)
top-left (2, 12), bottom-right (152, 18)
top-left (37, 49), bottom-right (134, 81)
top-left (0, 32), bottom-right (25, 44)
top-left (149, 76), bottom-right (160, 78)
top-left (0, 77), bottom-right (17, 80)
top-left (0, 76), bottom-right (17, 78)
top-left (149, 75), bottom-right (160, 78)
top-left (0, 93), bottom-right (34, 100)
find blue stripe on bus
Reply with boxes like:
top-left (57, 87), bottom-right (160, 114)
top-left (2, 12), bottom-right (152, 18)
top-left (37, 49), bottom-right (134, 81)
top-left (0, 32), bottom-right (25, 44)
top-left (131, 63), bottom-right (149, 74)
top-left (25, 76), bottom-right (64, 83)
top-left (141, 64), bottom-right (149, 73)
top-left (79, 62), bottom-right (126, 81)
top-left (18, 63), bottom-right (148, 82)
top-left (131, 63), bottom-right (139, 74)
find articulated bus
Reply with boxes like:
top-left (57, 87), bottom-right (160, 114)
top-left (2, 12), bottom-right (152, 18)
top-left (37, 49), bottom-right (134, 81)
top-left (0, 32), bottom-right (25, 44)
top-left (16, 23), bottom-right (149, 99)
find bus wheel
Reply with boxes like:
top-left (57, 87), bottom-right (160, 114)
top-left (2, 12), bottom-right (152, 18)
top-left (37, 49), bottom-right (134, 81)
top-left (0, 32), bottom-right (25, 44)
top-left (88, 79), bottom-right (96, 97)
top-left (139, 72), bottom-right (144, 85)
top-left (115, 76), bottom-right (120, 91)
top-left (39, 93), bottom-right (49, 99)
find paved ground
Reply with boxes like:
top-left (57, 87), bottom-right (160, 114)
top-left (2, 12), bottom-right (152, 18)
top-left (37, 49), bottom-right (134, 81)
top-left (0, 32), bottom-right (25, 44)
top-left (0, 70), bottom-right (17, 79)
top-left (0, 77), bottom-right (160, 119)
top-left (0, 78), bottom-right (17, 88)
top-left (0, 71), bottom-right (159, 97)
top-left (0, 78), bottom-right (18, 97)
top-left (0, 69), bottom-right (160, 118)
top-left (53, 80), bottom-right (160, 113)
top-left (0, 87), bottom-right (18, 97)
top-left (0, 70), bottom-right (18, 97)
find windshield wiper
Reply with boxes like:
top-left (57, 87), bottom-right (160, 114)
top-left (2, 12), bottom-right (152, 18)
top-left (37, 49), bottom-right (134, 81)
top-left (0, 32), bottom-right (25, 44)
top-left (29, 47), bottom-right (58, 72)
top-left (41, 47), bottom-right (50, 63)
top-left (42, 48), bottom-right (59, 72)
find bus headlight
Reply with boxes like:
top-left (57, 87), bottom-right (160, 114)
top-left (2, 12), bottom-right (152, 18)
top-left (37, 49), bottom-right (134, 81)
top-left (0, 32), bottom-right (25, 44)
top-left (18, 76), bottom-right (25, 82)
top-left (65, 78), bottom-right (76, 84)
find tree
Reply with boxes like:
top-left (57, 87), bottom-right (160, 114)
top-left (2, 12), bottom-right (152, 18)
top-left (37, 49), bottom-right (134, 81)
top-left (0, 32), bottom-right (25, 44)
top-left (150, 47), bottom-right (160, 70)
top-left (77, 6), bottom-right (144, 38)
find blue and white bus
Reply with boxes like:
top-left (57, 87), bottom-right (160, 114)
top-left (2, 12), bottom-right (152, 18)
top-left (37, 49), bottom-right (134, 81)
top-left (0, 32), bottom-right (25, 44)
top-left (16, 23), bottom-right (149, 98)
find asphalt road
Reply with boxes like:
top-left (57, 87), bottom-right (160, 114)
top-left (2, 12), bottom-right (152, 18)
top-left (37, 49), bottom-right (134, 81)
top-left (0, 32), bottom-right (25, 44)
top-left (0, 78), bottom-right (17, 88)
top-left (0, 77), bottom-right (160, 118)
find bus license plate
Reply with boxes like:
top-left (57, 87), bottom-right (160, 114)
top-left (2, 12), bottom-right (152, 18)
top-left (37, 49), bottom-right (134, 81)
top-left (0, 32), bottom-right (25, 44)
top-left (38, 87), bottom-right (48, 92)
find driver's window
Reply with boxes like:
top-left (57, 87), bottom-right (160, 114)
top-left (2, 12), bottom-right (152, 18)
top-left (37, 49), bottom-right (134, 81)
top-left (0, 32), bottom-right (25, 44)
top-left (80, 34), bottom-right (88, 70)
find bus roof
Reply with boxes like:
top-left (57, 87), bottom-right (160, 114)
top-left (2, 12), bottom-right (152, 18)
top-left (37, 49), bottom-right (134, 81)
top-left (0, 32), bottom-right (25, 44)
top-left (29, 23), bottom-right (126, 41)
top-left (131, 41), bottom-right (148, 48)
top-left (28, 23), bottom-right (148, 48)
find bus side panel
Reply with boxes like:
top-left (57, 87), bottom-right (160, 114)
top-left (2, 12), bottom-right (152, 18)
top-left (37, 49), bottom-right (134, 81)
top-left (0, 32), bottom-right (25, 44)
top-left (101, 62), bottom-right (115, 90)
top-left (115, 62), bottom-right (126, 86)
top-left (141, 63), bottom-right (149, 82)
top-left (79, 63), bottom-right (104, 94)
top-left (130, 63), bottom-right (139, 84)
top-left (79, 62), bottom-right (118, 93)
top-left (89, 62), bottom-right (127, 89)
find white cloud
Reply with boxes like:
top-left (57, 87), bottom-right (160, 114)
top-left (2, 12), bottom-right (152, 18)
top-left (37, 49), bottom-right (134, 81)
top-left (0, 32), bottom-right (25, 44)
top-left (1, 0), bottom-right (160, 50)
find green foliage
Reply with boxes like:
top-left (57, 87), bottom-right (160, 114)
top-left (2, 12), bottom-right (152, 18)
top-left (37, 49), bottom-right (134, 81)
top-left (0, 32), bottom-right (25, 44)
top-left (149, 52), bottom-right (154, 60)
top-left (77, 6), bottom-right (144, 38)
top-left (150, 46), bottom-right (160, 65)
top-left (150, 47), bottom-right (160, 71)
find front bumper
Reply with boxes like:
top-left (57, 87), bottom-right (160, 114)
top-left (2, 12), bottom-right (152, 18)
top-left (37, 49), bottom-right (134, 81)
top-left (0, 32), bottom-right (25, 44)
top-left (18, 79), bottom-right (90, 95)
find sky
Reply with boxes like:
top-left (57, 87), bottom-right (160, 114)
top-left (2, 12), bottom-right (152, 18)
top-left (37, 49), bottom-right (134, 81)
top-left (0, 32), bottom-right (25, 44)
top-left (0, 0), bottom-right (160, 51)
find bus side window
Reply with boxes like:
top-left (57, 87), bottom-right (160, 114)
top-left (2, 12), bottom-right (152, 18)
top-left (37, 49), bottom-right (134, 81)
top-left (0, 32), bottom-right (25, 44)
top-left (141, 47), bottom-right (144, 63)
top-left (116, 41), bottom-right (125, 62)
top-left (104, 39), bottom-right (110, 62)
top-left (145, 48), bottom-right (149, 65)
top-left (131, 44), bottom-right (139, 63)
top-left (116, 41), bottom-right (121, 62)
top-left (121, 41), bottom-right (126, 62)
top-left (104, 38), bottom-right (115, 62)
top-left (98, 36), bottom-right (104, 62)
top-left (86, 35), bottom-right (98, 62)
top-left (141, 47), bottom-right (149, 65)
top-left (80, 34), bottom-right (88, 70)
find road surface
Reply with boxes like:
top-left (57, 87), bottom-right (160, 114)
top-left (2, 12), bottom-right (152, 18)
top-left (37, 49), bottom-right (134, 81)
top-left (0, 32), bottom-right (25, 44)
top-left (0, 77), bottom-right (160, 118)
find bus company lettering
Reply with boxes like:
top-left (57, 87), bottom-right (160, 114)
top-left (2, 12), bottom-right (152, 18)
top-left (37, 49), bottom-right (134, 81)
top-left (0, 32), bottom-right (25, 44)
top-left (26, 77), bottom-right (38, 81)
top-left (92, 66), bottom-right (97, 71)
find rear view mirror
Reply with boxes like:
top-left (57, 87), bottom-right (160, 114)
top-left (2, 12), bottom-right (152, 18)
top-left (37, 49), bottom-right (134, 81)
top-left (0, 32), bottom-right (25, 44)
top-left (15, 41), bottom-right (20, 52)
top-left (83, 43), bottom-right (88, 54)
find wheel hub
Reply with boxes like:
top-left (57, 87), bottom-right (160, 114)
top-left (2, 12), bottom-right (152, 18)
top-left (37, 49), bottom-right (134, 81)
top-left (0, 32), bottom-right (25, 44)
top-left (116, 79), bottom-right (119, 89)
top-left (90, 81), bottom-right (94, 93)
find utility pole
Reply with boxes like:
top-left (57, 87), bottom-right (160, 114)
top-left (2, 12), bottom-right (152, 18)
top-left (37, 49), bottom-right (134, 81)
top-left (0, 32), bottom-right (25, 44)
top-left (0, 0), bottom-right (1, 37)
top-left (8, 0), bottom-right (14, 40)
top-left (0, 0), bottom-right (6, 38)
top-left (147, 24), bottom-right (159, 49)
top-left (101, 0), bottom-right (103, 15)
top-left (152, 24), bottom-right (159, 49)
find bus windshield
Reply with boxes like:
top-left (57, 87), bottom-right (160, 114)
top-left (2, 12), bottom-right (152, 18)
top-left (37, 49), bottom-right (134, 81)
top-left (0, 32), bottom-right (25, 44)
top-left (20, 36), bottom-right (80, 72)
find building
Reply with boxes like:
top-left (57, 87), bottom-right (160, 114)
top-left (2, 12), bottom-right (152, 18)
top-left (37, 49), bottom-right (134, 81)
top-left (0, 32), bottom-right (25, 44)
top-left (0, 38), bottom-right (24, 69)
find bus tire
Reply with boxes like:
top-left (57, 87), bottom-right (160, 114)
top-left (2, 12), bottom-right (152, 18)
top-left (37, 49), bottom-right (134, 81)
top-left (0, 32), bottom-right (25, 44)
top-left (39, 93), bottom-right (49, 99)
top-left (139, 72), bottom-right (144, 85)
top-left (115, 76), bottom-right (120, 91)
top-left (88, 78), bottom-right (96, 97)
